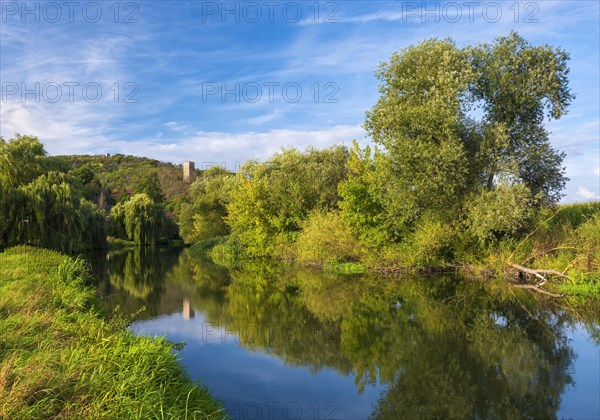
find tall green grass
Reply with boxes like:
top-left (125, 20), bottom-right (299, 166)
top-left (481, 202), bottom-right (600, 294)
top-left (0, 246), bottom-right (227, 419)
top-left (506, 202), bottom-right (599, 265)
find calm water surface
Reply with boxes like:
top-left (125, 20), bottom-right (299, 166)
top-left (88, 247), bottom-right (600, 420)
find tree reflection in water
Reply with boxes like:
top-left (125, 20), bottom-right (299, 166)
top-left (90, 247), bottom-right (597, 419)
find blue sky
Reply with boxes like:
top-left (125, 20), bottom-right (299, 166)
top-left (1, 0), bottom-right (598, 202)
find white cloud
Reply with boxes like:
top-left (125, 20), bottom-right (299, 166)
top-left (164, 121), bottom-right (191, 134)
top-left (244, 110), bottom-right (281, 126)
top-left (1, 0), bottom-right (597, 206)
top-left (576, 186), bottom-right (600, 200)
top-left (548, 119), bottom-right (600, 151)
top-left (112, 124), bottom-right (367, 169)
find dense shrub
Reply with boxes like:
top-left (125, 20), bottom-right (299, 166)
top-left (403, 218), bottom-right (455, 268)
top-left (465, 184), bottom-right (535, 243)
top-left (226, 147), bottom-right (349, 257)
top-left (296, 211), bottom-right (360, 264)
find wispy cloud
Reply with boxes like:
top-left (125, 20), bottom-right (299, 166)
top-left (577, 186), bottom-right (600, 200)
top-left (244, 110), bottom-right (282, 126)
top-left (1, 0), bottom-right (598, 203)
top-left (111, 124), bottom-right (366, 168)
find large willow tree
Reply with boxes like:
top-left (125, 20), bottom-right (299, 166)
top-left (360, 32), bottom-right (573, 242)
top-left (0, 135), bottom-right (48, 189)
top-left (109, 193), bottom-right (164, 245)
top-left (0, 135), bottom-right (106, 252)
top-left (125, 194), bottom-right (164, 245)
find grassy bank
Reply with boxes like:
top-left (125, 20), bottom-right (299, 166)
top-left (0, 246), bottom-right (226, 419)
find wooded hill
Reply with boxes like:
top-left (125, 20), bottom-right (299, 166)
top-left (49, 154), bottom-right (194, 209)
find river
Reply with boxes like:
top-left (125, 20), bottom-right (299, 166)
top-left (87, 246), bottom-right (600, 420)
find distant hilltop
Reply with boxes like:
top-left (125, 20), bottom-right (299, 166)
top-left (54, 153), bottom-right (200, 202)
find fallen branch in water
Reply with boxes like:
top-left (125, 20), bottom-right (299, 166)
top-left (508, 262), bottom-right (566, 279)
top-left (506, 262), bottom-right (567, 297)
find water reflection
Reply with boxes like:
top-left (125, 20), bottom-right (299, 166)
top-left (90, 247), bottom-right (600, 419)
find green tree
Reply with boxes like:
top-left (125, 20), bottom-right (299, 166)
top-left (2, 171), bottom-right (104, 252)
top-left (0, 135), bottom-right (48, 189)
top-left (226, 146), bottom-right (349, 256)
top-left (109, 202), bottom-right (127, 239)
top-left (124, 193), bottom-right (164, 245)
top-left (338, 141), bottom-right (391, 248)
top-left (21, 172), bottom-right (84, 252)
top-left (226, 166), bottom-right (275, 256)
top-left (364, 32), bottom-right (573, 243)
top-left (0, 185), bottom-right (29, 247)
top-left (80, 199), bottom-right (108, 249)
top-left (364, 38), bottom-right (473, 229)
top-left (264, 146), bottom-right (349, 232)
top-left (469, 32), bottom-right (573, 203)
top-left (178, 167), bottom-right (235, 244)
top-left (70, 162), bottom-right (107, 207)
top-left (133, 171), bottom-right (166, 203)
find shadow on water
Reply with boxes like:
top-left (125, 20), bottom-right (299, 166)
top-left (88, 247), bottom-right (600, 419)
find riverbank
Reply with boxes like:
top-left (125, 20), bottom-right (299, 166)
top-left (194, 202), bottom-right (599, 298)
top-left (0, 246), bottom-right (226, 419)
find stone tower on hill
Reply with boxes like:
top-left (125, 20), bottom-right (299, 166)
top-left (183, 161), bottom-right (196, 182)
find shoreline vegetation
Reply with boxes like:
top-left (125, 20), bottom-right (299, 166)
top-left (192, 198), bottom-right (599, 298)
top-left (0, 246), bottom-right (226, 419)
top-left (173, 33), bottom-right (598, 299)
